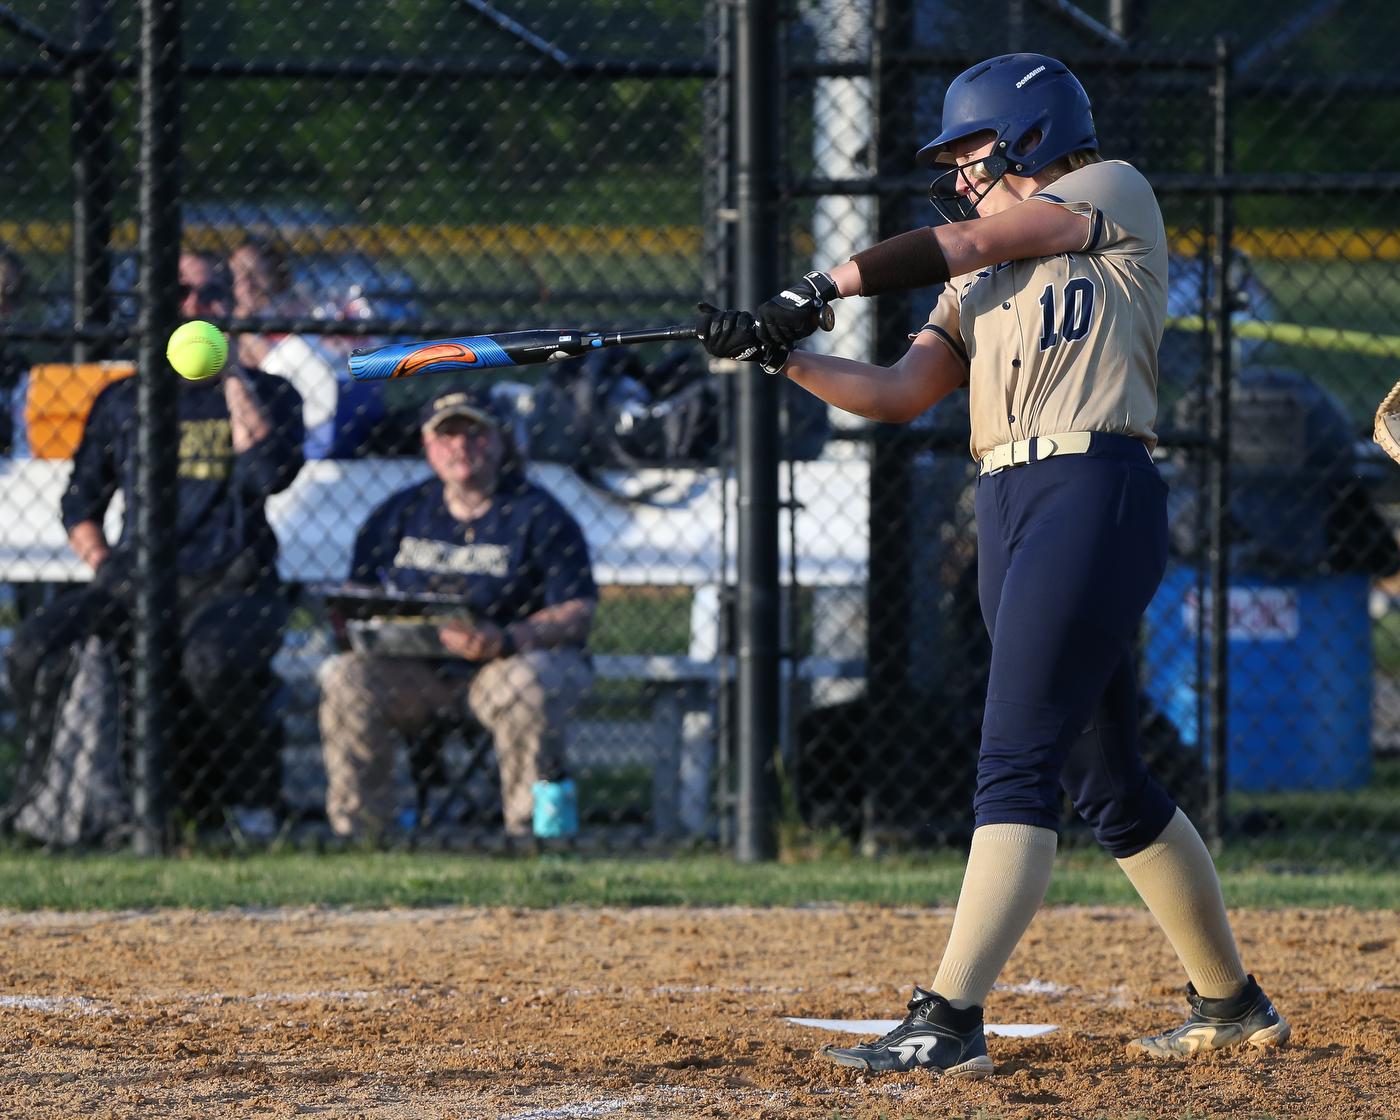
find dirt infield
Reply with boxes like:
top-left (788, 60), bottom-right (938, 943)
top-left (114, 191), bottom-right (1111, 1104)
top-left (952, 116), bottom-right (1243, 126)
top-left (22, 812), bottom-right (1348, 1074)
top-left (0, 903), bottom-right (1397, 1119)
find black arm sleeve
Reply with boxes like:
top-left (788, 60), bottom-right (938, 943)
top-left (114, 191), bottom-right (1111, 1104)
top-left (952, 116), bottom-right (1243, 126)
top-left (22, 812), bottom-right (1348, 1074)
top-left (850, 227), bottom-right (952, 297)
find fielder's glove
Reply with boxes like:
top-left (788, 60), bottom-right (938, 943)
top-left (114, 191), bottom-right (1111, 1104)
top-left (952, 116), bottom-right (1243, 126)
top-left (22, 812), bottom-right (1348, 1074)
top-left (1376, 378), bottom-right (1400, 465)
top-left (754, 271), bottom-right (841, 351)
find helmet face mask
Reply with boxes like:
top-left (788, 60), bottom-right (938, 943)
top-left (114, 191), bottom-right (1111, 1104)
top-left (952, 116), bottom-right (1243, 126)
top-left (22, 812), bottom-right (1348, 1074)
top-left (929, 153), bottom-right (1009, 224)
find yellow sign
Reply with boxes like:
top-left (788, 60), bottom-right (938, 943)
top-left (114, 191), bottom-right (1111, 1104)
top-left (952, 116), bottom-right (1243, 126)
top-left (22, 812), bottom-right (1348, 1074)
top-left (1165, 316), bottom-right (1400, 359)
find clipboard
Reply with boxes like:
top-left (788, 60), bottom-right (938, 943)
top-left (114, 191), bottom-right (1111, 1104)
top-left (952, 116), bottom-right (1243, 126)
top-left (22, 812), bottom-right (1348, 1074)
top-left (313, 582), bottom-right (475, 658)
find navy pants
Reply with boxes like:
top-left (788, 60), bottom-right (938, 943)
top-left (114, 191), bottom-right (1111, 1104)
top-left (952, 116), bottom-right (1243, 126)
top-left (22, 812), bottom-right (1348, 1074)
top-left (974, 433), bottom-right (1176, 857)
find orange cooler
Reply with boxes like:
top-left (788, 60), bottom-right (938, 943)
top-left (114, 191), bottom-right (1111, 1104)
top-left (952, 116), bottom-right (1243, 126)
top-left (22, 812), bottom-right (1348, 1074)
top-left (24, 362), bottom-right (135, 458)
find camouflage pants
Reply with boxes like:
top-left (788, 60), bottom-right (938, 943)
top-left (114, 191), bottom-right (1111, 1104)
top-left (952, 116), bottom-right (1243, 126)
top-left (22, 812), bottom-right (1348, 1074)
top-left (319, 648), bottom-right (592, 836)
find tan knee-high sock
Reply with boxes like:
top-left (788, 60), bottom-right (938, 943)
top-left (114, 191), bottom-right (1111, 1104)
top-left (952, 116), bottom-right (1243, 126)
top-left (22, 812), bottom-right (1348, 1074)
top-left (932, 823), bottom-right (1059, 1010)
top-left (1116, 808), bottom-right (1247, 999)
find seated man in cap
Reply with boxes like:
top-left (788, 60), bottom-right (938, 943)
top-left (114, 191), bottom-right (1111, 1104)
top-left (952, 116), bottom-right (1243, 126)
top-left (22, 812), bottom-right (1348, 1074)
top-left (319, 388), bottom-right (597, 837)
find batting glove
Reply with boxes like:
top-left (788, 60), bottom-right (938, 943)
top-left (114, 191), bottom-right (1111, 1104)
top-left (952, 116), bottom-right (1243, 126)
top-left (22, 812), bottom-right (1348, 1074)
top-left (754, 271), bottom-right (841, 350)
top-left (696, 302), bottom-right (764, 362)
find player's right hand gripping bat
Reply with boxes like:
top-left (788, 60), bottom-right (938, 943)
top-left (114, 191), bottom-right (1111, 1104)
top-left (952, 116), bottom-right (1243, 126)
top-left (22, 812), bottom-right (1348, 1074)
top-left (346, 306), bottom-right (835, 382)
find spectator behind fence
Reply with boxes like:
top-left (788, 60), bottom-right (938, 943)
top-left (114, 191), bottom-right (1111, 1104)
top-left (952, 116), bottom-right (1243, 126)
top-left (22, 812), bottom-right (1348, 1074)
top-left (3, 253), bottom-right (305, 836)
top-left (230, 236), bottom-right (342, 457)
top-left (0, 242), bottom-right (30, 454)
top-left (320, 388), bottom-right (596, 837)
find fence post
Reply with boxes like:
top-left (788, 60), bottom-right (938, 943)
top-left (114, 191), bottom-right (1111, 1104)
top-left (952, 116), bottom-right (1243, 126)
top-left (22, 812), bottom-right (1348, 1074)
top-left (703, 0), bottom-right (738, 847)
top-left (861, 0), bottom-right (914, 843)
top-left (71, 0), bottom-right (115, 364)
top-left (733, 0), bottom-right (780, 862)
top-left (1206, 34), bottom-right (1234, 851)
top-left (132, 0), bottom-right (183, 856)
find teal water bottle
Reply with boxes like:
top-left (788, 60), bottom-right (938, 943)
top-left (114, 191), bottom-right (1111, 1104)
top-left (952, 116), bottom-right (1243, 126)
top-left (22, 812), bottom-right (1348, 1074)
top-left (532, 778), bottom-right (579, 838)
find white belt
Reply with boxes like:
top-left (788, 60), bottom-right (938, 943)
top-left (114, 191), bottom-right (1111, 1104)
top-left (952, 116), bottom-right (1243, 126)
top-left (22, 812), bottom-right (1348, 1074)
top-left (979, 431), bottom-right (1094, 476)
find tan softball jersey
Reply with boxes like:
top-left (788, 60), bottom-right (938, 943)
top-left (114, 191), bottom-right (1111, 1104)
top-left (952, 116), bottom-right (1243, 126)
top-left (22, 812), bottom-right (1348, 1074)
top-left (921, 159), bottom-right (1169, 460)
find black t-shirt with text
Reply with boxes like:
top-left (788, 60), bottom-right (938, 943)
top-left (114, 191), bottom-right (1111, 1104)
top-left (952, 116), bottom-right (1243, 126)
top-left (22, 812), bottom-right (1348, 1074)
top-left (349, 474), bottom-right (597, 627)
top-left (61, 370), bottom-right (305, 581)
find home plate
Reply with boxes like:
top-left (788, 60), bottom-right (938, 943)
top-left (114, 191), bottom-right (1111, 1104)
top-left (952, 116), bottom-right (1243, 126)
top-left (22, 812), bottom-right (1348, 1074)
top-left (785, 1018), bottom-right (1057, 1038)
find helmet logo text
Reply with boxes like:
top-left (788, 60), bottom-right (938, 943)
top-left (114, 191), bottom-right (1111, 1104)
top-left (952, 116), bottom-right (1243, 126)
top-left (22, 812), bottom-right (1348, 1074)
top-left (1016, 65), bottom-right (1046, 88)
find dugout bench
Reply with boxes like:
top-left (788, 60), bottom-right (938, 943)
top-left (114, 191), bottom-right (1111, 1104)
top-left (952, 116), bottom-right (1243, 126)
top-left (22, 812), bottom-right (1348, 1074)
top-left (0, 457), bottom-right (870, 837)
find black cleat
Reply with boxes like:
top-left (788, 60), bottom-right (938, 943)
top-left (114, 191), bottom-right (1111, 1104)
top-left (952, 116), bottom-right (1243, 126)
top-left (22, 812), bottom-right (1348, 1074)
top-left (1128, 974), bottom-right (1291, 1058)
top-left (820, 987), bottom-right (994, 1078)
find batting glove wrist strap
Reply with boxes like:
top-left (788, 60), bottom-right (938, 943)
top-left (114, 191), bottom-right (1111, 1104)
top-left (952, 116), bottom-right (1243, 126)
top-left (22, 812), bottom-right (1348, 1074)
top-left (799, 270), bottom-right (841, 306)
top-left (755, 271), bottom-right (840, 350)
top-left (850, 227), bottom-right (951, 297)
top-left (760, 345), bottom-right (791, 375)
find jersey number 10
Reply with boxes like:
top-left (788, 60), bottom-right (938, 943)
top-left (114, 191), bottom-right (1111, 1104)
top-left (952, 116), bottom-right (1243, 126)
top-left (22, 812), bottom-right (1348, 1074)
top-left (1037, 278), bottom-right (1096, 352)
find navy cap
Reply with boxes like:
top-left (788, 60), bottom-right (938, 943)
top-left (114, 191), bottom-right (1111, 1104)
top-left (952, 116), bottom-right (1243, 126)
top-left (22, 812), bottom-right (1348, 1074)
top-left (419, 387), bottom-right (500, 434)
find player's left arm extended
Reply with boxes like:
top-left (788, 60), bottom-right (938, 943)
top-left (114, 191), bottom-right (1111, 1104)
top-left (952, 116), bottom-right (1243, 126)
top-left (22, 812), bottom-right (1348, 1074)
top-left (824, 199), bottom-right (1091, 298)
top-left (783, 330), bottom-right (968, 425)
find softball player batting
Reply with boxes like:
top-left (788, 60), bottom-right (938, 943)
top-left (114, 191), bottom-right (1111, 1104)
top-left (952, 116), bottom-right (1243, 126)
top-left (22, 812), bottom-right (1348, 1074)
top-left (699, 53), bottom-right (1290, 1078)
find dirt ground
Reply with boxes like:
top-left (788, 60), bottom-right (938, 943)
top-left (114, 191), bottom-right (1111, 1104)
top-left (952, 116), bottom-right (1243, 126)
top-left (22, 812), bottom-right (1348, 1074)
top-left (0, 903), bottom-right (1397, 1119)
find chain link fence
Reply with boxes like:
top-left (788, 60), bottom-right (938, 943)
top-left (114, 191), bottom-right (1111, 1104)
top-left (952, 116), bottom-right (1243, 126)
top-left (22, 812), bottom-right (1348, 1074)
top-left (0, 0), bottom-right (1398, 863)
top-left (779, 0), bottom-right (1400, 864)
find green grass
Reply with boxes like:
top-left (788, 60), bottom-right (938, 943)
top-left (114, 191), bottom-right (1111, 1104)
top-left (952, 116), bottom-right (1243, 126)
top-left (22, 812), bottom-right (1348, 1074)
top-left (1227, 754), bottom-right (1400, 838)
top-left (576, 764), bottom-right (653, 816)
top-left (1, 849), bottom-right (1399, 912)
top-left (1248, 257), bottom-right (1400, 423)
top-left (1377, 616), bottom-right (1400, 677)
top-left (590, 587), bottom-right (694, 656)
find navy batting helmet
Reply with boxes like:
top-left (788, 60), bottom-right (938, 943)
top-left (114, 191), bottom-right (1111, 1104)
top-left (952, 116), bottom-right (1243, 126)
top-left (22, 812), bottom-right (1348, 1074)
top-left (917, 54), bottom-right (1097, 221)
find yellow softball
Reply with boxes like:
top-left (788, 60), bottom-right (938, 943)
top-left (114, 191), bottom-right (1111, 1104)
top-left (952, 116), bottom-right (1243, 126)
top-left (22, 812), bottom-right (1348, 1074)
top-left (167, 320), bottom-right (229, 381)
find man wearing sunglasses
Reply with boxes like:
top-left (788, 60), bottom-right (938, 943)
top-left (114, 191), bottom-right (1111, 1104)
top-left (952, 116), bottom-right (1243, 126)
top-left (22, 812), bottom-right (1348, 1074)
top-left (5, 249), bottom-right (306, 841)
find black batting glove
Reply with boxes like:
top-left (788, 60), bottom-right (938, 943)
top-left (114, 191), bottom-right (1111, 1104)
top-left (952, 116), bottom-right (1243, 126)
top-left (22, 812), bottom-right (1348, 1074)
top-left (754, 271), bottom-right (841, 350)
top-left (696, 302), bottom-right (764, 362)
